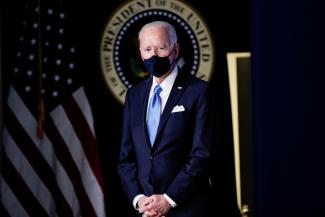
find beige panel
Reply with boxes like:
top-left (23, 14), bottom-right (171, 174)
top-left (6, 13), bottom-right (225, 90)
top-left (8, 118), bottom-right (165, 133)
top-left (227, 52), bottom-right (251, 215)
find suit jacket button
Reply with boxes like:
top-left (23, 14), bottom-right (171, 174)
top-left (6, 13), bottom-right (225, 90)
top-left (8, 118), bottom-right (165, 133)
top-left (150, 156), bottom-right (154, 160)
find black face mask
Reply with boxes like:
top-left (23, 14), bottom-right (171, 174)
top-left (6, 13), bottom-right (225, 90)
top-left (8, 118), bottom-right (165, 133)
top-left (143, 46), bottom-right (176, 78)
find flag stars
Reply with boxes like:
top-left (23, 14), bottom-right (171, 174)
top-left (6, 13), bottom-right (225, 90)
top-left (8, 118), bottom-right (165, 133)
top-left (48, 8), bottom-right (53, 15)
top-left (54, 75), bottom-right (60, 81)
top-left (17, 52), bottom-right (22, 57)
top-left (58, 28), bottom-right (64, 34)
top-left (33, 23), bottom-right (38, 29)
top-left (42, 73), bottom-right (47, 78)
top-left (31, 39), bottom-right (37, 45)
top-left (46, 25), bottom-right (52, 31)
top-left (43, 57), bottom-right (48, 63)
top-left (52, 91), bottom-right (58, 97)
top-left (27, 70), bottom-right (33, 76)
top-left (56, 59), bottom-right (62, 65)
top-left (41, 89), bottom-right (45, 94)
top-left (59, 13), bottom-right (65, 19)
top-left (28, 54), bottom-right (35, 61)
top-left (19, 36), bottom-right (24, 42)
top-left (70, 47), bottom-right (75, 53)
top-left (57, 44), bottom-right (63, 50)
top-left (45, 41), bottom-right (50, 46)
top-left (68, 63), bottom-right (75, 69)
top-left (25, 86), bottom-right (31, 92)
top-left (67, 78), bottom-right (73, 84)
top-left (14, 68), bottom-right (19, 73)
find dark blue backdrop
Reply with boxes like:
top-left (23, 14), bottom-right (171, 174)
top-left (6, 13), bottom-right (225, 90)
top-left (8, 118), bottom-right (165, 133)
top-left (252, 0), bottom-right (325, 216)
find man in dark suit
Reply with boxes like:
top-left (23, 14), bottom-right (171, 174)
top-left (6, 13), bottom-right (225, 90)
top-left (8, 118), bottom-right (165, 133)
top-left (117, 21), bottom-right (214, 217)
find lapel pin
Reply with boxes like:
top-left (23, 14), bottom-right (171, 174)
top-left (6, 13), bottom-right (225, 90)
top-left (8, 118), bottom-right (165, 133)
top-left (177, 86), bottom-right (182, 89)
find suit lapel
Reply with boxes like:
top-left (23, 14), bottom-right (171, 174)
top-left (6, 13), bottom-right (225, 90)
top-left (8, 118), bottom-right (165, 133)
top-left (152, 69), bottom-right (189, 149)
top-left (138, 77), bottom-right (152, 149)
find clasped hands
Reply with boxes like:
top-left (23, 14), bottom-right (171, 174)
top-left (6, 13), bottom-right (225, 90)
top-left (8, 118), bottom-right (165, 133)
top-left (138, 194), bottom-right (172, 217)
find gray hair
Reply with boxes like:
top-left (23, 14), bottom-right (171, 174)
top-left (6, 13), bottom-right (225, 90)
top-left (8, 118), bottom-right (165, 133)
top-left (138, 21), bottom-right (177, 46)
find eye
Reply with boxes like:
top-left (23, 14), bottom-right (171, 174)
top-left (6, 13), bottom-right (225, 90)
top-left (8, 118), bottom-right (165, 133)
top-left (158, 47), bottom-right (165, 51)
top-left (144, 48), bottom-right (151, 52)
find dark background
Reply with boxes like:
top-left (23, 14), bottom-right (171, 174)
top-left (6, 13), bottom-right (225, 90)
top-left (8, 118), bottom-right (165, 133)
top-left (1, 0), bottom-right (248, 216)
top-left (251, 0), bottom-right (325, 216)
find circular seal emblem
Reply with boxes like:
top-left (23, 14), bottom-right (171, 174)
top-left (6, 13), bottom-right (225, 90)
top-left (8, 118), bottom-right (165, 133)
top-left (100, 0), bottom-right (215, 104)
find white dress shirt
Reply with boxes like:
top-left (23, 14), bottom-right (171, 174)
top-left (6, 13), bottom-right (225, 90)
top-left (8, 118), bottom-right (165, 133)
top-left (146, 66), bottom-right (178, 119)
top-left (133, 67), bottom-right (178, 210)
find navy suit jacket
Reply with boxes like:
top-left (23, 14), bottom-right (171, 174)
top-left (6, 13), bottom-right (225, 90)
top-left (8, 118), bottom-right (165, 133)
top-left (117, 68), bottom-right (214, 217)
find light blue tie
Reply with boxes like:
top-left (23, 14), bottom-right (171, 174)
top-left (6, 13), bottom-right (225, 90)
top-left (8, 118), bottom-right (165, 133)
top-left (147, 85), bottom-right (162, 145)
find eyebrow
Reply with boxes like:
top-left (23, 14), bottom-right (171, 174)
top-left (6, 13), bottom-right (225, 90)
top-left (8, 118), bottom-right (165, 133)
top-left (142, 45), bottom-right (168, 49)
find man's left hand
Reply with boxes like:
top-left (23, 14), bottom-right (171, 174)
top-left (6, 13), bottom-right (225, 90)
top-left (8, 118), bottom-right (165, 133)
top-left (140, 194), bottom-right (171, 217)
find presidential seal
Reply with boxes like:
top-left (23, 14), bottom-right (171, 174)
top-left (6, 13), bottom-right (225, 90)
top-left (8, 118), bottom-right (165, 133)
top-left (100, 0), bottom-right (215, 104)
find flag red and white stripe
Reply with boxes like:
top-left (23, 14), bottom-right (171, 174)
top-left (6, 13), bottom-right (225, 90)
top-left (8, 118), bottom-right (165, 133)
top-left (1, 86), bottom-right (106, 217)
top-left (1, 2), bottom-right (106, 215)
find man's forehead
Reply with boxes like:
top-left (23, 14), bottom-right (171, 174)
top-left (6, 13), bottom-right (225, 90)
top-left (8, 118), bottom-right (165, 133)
top-left (139, 32), bottom-right (169, 45)
top-left (140, 37), bottom-right (169, 45)
top-left (140, 26), bottom-right (167, 38)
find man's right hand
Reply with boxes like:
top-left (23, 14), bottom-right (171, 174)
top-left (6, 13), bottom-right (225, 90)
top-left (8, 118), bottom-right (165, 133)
top-left (138, 196), bottom-right (163, 217)
top-left (139, 194), bottom-right (171, 217)
top-left (137, 196), bottom-right (153, 212)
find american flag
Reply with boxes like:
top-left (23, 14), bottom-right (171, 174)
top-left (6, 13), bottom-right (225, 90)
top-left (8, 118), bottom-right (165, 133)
top-left (0, 1), bottom-right (106, 217)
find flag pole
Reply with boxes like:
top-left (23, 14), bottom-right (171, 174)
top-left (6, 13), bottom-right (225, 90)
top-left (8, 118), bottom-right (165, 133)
top-left (36, 0), bottom-right (45, 139)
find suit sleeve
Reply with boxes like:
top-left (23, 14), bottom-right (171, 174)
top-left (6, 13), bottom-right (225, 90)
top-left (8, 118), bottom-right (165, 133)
top-left (117, 91), bottom-right (143, 203)
top-left (165, 84), bottom-right (214, 204)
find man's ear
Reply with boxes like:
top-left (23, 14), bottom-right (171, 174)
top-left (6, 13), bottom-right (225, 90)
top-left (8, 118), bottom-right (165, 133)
top-left (175, 43), bottom-right (180, 59)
